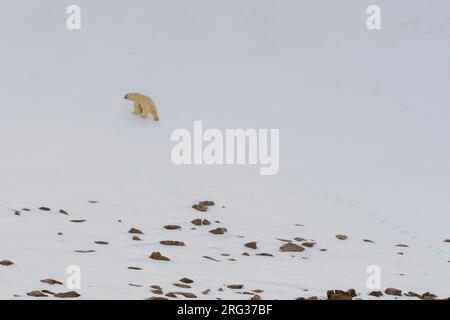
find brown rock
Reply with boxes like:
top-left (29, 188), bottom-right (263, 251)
top-left (132, 236), bottom-right (142, 241)
top-left (70, 220), bottom-right (86, 223)
top-left (199, 201), bottom-right (215, 206)
top-left (228, 284), bottom-right (244, 289)
top-left (202, 289), bottom-right (211, 295)
top-left (128, 283), bottom-right (143, 287)
top-left (396, 244), bottom-right (409, 247)
top-left (385, 287), bottom-right (402, 296)
top-left (244, 242), bottom-right (257, 250)
top-left (128, 227), bottom-right (143, 234)
top-left (150, 285), bottom-right (162, 290)
top-left (128, 267), bottom-right (142, 271)
top-left (177, 292), bottom-right (198, 299)
top-left (41, 290), bottom-right (55, 295)
top-left (191, 219), bottom-right (202, 226)
top-left (256, 253), bottom-right (274, 257)
top-left (335, 234), bottom-right (348, 240)
top-left (173, 283), bottom-right (191, 289)
top-left (421, 292), bottom-right (438, 300)
top-left (242, 252), bottom-right (250, 256)
top-left (277, 238), bottom-right (293, 242)
top-left (164, 225), bottom-right (181, 230)
top-left (444, 239), bottom-right (450, 243)
top-left (59, 209), bottom-right (69, 215)
top-left (327, 290), bottom-right (353, 300)
top-left (253, 289), bottom-right (264, 293)
top-left (404, 291), bottom-right (421, 298)
top-left (165, 292), bottom-right (178, 298)
top-left (40, 279), bottom-right (63, 285)
top-left (95, 241), bottom-right (109, 245)
top-left (203, 256), bottom-right (220, 262)
top-left (179, 278), bottom-right (194, 284)
top-left (301, 242), bottom-right (316, 248)
top-left (74, 250), bottom-right (95, 253)
top-left (54, 291), bottom-right (81, 298)
top-left (149, 252), bottom-right (170, 261)
top-left (148, 296), bottom-right (168, 300)
top-left (347, 289), bottom-right (357, 297)
top-left (363, 239), bottom-right (374, 243)
top-left (192, 204), bottom-right (208, 212)
top-left (203, 219), bottom-right (211, 225)
top-left (151, 289), bottom-right (163, 295)
top-left (294, 237), bottom-right (306, 242)
top-left (210, 228), bottom-right (227, 235)
top-left (369, 291), bottom-right (383, 297)
top-left (251, 294), bottom-right (262, 300)
top-left (159, 240), bottom-right (185, 246)
top-left (279, 243), bottom-right (305, 252)
top-left (27, 291), bottom-right (48, 297)
top-left (39, 207), bottom-right (51, 211)
top-left (0, 260), bottom-right (13, 266)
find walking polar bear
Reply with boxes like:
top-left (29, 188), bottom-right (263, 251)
top-left (124, 93), bottom-right (160, 121)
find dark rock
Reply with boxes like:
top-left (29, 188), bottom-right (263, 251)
top-left (228, 284), bottom-right (244, 289)
top-left (173, 283), bottom-right (191, 289)
top-left (27, 291), bottom-right (48, 297)
top-left (256, 253), bottom-right (274, 257)
top-left (179, 278), bottom-right (194, 284)
top-left (159, 240), bottom-right (185, 246)
top-left (369, 291), bottom-right (383, 297)
top-left (192, 204), bottom-right (208, 212)
top-left (244, 242), bottom-right (257, 249)
top-left (198, 201), bottom-right (215, 206)
top-left (128, 228), bottom-right (143, 234)
top-left (210, 228), bottom-right (227, 235)
top-left (128, 267), bottom-right (142, 271)
top-left (280, 243), bottom-right (305, 252)
top-left (54, 291), bottom-right (81, 298)
top-left (164, 225), bottom-right (181, 230)
top-left (0, 260), bottom-right (13, 266)
top-left (150, 252), bottom-right (170, 261)
top-left (40, 279), bottom-right (63, 285)
top-left (301, 242), bottom-right (315, 248)
top-left (385, 287), bottom-right (402, 296)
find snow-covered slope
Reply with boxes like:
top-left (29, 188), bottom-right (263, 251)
top-left (0, 0), bottom-right (449, 300)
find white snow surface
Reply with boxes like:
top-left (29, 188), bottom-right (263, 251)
top-left (0, 0), bottom-right (449, 300)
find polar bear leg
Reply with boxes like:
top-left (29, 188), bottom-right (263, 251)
top-left (140, 107), bottom-right (149, 119)
top-left (150, 110), bottom-right (159, 121)
top-left (133, 102), bottom-right (141, 115)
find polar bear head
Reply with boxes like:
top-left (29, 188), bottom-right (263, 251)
top-left (124, 93), bottom-right (139, 101)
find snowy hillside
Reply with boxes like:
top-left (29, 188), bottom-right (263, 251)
top-left (0, 0), bottom-right (449, 300)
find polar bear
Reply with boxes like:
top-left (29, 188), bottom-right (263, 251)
top-left (124, 93), bottom-right (159, 121)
